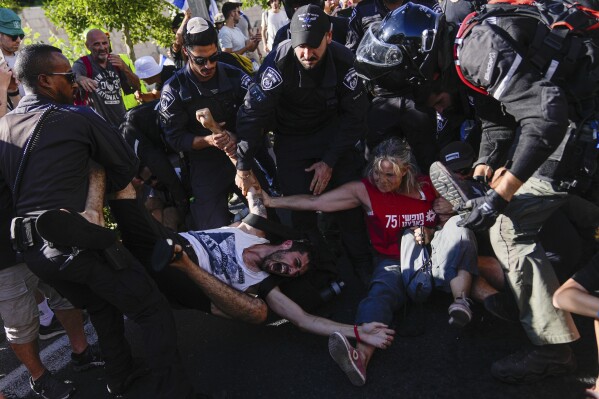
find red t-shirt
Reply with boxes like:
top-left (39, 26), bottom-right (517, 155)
top-left (363, 176), bottom-right (438, 258)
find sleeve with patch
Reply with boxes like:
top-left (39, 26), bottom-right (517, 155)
top-left (159, 85), bottom-right (195, 152)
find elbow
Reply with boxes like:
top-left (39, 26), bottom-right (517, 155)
top-left (245, 300), bottom-right (268, 324)
top-left (552, 287), bottom-right (567, 310)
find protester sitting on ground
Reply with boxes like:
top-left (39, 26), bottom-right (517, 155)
top-left (102, 175), bottom-right (395, 348)
top-left (133, 56), bottom-right (176, 103)
top-left (261, 138), bottom-right (479, 385)
top-left (553, 253), bottom-right (599, 399)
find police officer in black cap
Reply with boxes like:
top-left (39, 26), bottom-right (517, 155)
top-left (0, 44), bottom-right (194, 397)
top-left (236, 4), bottom-right (373, 283)
top-left (355, 0), bottom-right (599, 384)
top-left (160, 17), bottom-right (252, 230)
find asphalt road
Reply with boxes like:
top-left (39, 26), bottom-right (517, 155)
top-left (1, 255), bottom-right (597, 399)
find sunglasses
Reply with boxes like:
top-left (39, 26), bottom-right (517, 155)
top-left (187, 50), bottom-right (220, 66)
top-left (47, 71), bottom-right (77, 85)
top-left (4, 33), bottom-right (24, 41)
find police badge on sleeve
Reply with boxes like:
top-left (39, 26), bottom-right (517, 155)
top-left (260, 67), bottom-right (283, 91)
top-left (240, 74), bottom-right (251, 90)
top-left (343, 68), bottom-right (358, 91)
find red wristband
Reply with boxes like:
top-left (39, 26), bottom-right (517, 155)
top-left (354, 325), bottom-right (361, 344)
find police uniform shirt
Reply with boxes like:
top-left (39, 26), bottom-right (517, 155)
top-left (159, 62), bottom-right (251, 157)
top-left (236, 39), bottom-right (368, 171)
top-left (0, 95), bottom-right (138, 218)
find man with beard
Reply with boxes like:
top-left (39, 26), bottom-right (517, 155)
top-left (235, 5), bottom-right (373, 285)
top-left (73, 29), bottom-right (140, 127)
top-left (107, 182), bottom-right (394, 349)
top-left (160, 17), bottom-right (252, 230)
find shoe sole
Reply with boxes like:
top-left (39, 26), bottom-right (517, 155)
top-left (448, 305), bottom-right (472, 328)
top-left (429, 162), bottom-right (472, 219)
top-left (328, 332), bottom-right (366, 387)
top-left (491, 356), bottom-right (577, 384)
top-left (36, 209), bottom-right (117, 249)
top-left (39, 329), bottom-right (67, 340)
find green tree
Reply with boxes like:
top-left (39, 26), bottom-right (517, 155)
top-left (0, 0), bottom-right (21, 11)
top-left (43, 0), bottom-right (178, 60)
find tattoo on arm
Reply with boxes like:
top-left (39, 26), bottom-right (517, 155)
top-left (248, 190), bottom-right (267, 218)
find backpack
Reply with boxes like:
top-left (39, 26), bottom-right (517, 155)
top-left (454, 0), bottom-right (599, 101)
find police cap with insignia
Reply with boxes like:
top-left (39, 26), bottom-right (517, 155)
top-left (290, 4), bottom-right (331, 48)
top-left (439, 141), bottom-right (475, 172)
top-left (184, 17), bottom-right (218, 47)
top-left (0, 8), bottom-right (24, 36)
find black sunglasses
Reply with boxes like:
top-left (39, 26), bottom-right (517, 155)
top-left (187, 50), bottom-right (220, 66)
top-left (47, 71), bottom-right (77, 85)
top-left (4, 33), bottom-right (24, 41)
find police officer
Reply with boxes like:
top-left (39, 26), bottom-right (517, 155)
top-left (0, 44), bottom-right (194, 397)
top-left (355, 1), bottom-right (599, 383)
top-left (348, 0), bottom-right (442, 172)
top-left (159, 17), bottom-right (252, 230)
top-left (236, 5), bottom-right (372, 282)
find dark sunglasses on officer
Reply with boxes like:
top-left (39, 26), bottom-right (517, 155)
top-left (45, 71), bottom-right (77, 85)
top-left (186, 49), bottom-right (220, 66)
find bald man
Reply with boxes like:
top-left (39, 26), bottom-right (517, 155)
top-left (73, 29), bottom-right (140, 127)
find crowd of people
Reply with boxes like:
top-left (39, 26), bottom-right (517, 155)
top-left (0, 0), bottom-right (598, 397)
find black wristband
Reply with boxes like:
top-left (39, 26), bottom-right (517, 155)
top-left (8, 90), bottom-right (19, 96)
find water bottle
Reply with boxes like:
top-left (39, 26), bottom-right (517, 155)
top-left (319, 280), bottom-right (345, 303)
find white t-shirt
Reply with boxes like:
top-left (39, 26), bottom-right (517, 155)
top-left (264, 10), bottom-right (288, 50)
top-left (218, 26), bottom-right (248, 53)
top-left (179, 227), bottom-right (270, 292)
top-left (3, 53), bottom-right (24, 96)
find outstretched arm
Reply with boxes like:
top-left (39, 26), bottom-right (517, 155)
top-left (171, 246), bottom-right (268, 324)
top-left (80, 163), bottom-right (106, 226)
top-left (237, 187), bottom-right (267, 238)
top-left (553, 278), bottom-right (599, 319)
top-left (264, 181), bottom-right (368, 213)
top-left (265, 287), bottom-right (394, 349)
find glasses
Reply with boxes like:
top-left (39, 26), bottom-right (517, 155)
top-left (4, 33), bottom-right (24, 41)
top-left (47, 71), bottom-right (77, 85)
top-left (187, 50), bottom-right (220, 66)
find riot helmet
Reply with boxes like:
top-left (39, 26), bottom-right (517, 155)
top-left (355, 2), bottom-right (442, 86)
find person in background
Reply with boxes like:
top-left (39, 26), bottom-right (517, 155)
top-left (133, 56), bottom-right (176, 103)
top-left (0, 8), bottom-right (24, 108)
top-left (261, 0), bottom-right (288, 53)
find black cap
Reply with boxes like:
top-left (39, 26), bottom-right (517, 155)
top-left (290, 5), bottom-right (330, 48)
top-left (439, 141), bottom-right (475, 172)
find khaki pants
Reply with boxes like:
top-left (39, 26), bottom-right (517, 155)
top-left (490, 177), bottom-right (589, 345)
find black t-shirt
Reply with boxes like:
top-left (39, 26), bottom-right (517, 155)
top-left (0, 95), bottom-right (138, 217)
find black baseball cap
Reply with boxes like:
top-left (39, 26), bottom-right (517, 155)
top-left (439, 141), bottom-right (475, 172)
top-left (290, 5), bottom-right (330, 48)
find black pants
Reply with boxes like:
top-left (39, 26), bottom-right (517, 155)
top-left (109, 199), bottom-right (212, 312)
top-left (367, 95), bottom-right (438, 173)
top-left (277, 148), bottom-right (373, 277)
top-left (24, 230), bottom-right (194, 398)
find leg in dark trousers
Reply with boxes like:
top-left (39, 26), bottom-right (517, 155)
top-left (109, 199), bottom-right (212, 312)
top-left (24, 239), bottom-right (194, 398)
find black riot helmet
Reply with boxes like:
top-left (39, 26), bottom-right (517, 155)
top-left (355, 2), bottom-right (443, 87)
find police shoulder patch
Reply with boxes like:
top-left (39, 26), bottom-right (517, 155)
top-left (343, 68), bottom-right (358, 91)
top-left (159, 90), bottom-right (175, 119)
top-left (260, 66), bottom-right (283, 91)
top-left (240, 74), bottom-right (252, 90)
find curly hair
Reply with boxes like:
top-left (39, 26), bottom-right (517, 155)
top-left (365, 138), bottom-right (421, 195)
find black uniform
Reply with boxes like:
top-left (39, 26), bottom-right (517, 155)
top-left (236, 39), bottom-right (372, 277)
top-left (0, 95), bottom-right (193, 397)
top-left (348, 0), bottom-right (441, 172)
top-left (455, 4), bottom-right (599, 348)
top-left (159, 62), bottom-right (252, 230)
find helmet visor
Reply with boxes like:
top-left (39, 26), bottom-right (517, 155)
top-left (356, 22), bottom-right (405, 80)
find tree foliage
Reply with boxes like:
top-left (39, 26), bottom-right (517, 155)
top-left (43, 0), bottom-right (178, 60)
top-left (0, 0), bottom-right (21, 11)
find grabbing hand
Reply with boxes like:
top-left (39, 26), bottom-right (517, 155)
top-left (236, 170), bottom-right (260, 196)
top-left (306, 161), bottom-right (332, 195)
top-left (358, 322), bottom-right (395, 349)
top-left (196, 108), bottom-right (219, 130)
top-left (412, 226), bottom-right (432, 246)
top-left (456, 189), bottom-right (508, 231)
